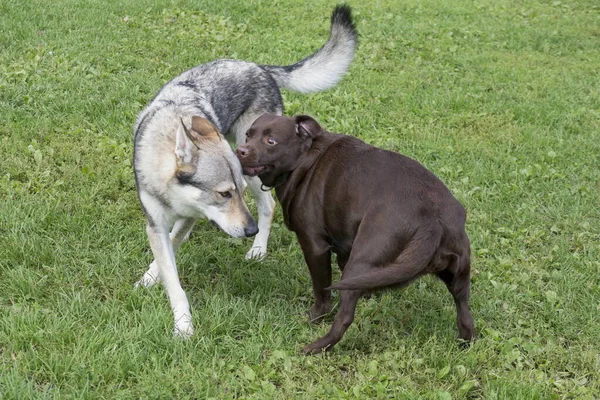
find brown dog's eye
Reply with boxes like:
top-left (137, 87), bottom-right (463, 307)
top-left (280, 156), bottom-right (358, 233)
top-left (218, 191), bottom-right (232, 199)
top-left (245, 131), bottom-right (251, 138)
top-left (267, 137), bottom-right (277, 146)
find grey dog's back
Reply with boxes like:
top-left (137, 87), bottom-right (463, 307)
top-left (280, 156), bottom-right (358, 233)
top-left (136, 60), bottom-right (282, 138)
top-left (134, 4), bottom-right (357, 145)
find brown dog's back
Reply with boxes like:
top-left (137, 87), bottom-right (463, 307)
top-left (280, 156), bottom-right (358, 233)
top-left (288, 135), bottom-right (469, 292)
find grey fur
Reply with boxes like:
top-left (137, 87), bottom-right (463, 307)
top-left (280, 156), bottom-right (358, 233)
top-left (132, 5), bottom-right (357, 337)
top-left (134, 4), bottom-right (356, 146)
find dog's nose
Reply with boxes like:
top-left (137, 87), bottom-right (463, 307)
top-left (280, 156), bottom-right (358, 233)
top-left (244, 219), bottom-right (259, 237)
top-left (236, 146), bottom-right (249, 158)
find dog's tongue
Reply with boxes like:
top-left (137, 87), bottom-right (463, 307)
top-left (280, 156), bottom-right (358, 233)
top-left (244, 165), bottom-right (266, 176)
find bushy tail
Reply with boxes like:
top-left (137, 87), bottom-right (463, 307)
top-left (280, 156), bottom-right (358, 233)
top-left (260, 4), bottom-right (357, 94)
top-left (329, 228), bottom-right (442, 291)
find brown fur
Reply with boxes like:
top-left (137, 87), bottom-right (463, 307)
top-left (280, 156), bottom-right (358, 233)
top-left (237, 114), bottom-right (475, 354)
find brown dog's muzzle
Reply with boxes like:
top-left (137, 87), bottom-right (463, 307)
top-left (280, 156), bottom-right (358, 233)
top-left (236, 146), bottom-right (267, 177)
top-left (236, 145), bottom-right (250, 159)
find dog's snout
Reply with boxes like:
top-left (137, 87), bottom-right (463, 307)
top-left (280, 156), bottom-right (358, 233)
top-left (236, 146), bottom-right (249, 158)
top-left (244, 218), bottom-right (259, 237)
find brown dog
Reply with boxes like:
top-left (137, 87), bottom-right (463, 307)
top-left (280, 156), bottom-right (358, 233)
top-left (236, 114), bottom-right (475, 354)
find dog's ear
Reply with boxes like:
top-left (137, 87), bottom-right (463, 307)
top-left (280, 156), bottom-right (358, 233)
top-left (175, 119), bottom-right (198, 165)
top-left (295, 115), bottom-right (322, 140)
top-left (191, 116), bottom-right (221, 141)
top-left (176, 117), bottom-right (222, 164)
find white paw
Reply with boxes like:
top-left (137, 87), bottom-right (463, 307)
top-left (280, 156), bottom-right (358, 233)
top-left (134, 272), bottom-right (161, 288)
top-left (173, 315), bottom-right (194, 338)
top-left (245, 246), bottom-right (267, 261)
top-left (134, 262), bottom-right (161, 288)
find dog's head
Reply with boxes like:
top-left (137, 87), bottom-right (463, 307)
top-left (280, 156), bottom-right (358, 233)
top-left (236, 114), bottom-right (323, 187)
top-left (172, 116), bottom-right (258, 238)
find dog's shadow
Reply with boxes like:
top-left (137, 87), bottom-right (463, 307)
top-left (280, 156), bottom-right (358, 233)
top-left (304, 280), bottom-right (469, 356)
top-left (173, 221), bottom-right (468, 355)
top-left (177, 218), bottom-right (305, 299)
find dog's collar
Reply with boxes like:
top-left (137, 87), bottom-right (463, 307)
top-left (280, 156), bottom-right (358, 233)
top-left (260, 172), bottom-right (290, 192)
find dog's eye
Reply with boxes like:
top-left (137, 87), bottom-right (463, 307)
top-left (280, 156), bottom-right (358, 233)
top-left (218, 191), bottom-right (232, 199)
top-left (267, 137), bottom-right (277, 146)
top-left (245, 131), bottom-right (251, 138)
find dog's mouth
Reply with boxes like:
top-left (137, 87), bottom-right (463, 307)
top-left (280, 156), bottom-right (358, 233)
top-left (242, 165), bottom-right (268, 177)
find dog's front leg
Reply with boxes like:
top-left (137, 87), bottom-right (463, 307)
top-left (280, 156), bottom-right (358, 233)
top-left (136, 218), bottom-right (196, 288)
top-left (245, 176), bottom-right (275, 260)
top-left (146, 222), bottom-right (194, 337)
top-left (303, 259), bottom-right (365, 355)
top-left (297, 234), bottom-right (333, 323)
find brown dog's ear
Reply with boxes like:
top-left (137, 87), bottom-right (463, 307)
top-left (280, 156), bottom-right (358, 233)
top-left (295, 115), bottom-right (322, 140)
top-left (191, 116), bottom-right (221, 141)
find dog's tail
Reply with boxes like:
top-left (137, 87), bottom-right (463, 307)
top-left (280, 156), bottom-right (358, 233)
top-left (328, 228), bottom-right (442, 291)
top-left (260, 4), bottom-right (357, 94)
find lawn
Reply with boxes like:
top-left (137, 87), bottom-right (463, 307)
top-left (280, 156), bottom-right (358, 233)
top-left (1, 0), bottom-right (599, 398)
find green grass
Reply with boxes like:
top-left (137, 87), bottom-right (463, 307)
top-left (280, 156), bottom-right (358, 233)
top-left (1, 0), bottom-right (599, 398)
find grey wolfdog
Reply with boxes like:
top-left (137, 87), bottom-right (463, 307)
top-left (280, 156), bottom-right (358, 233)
top-left (133, 5), bottom-right (357, 336)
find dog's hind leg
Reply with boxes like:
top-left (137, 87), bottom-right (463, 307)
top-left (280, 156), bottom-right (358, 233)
top-left (302, 220), bottom-right (395, 354)
top-left (305, 218), bottom-right (442, 354)
top-left (437, 255), bottom-right (475, 342)
top-left (136, 218), bottom-right (196, 288)
top-left (303, 269), bottom-right (363, 355)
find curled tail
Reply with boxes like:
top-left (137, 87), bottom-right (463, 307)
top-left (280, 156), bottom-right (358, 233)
top-left (260, 4), bottom-right (357, 93)
top-left (329, 228), bottom-right (442, 291)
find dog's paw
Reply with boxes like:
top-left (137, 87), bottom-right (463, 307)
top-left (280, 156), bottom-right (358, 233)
top-left (301, 341), bottom-right (332, 356)
top-left (173, 317), bottom-right (194, 338)
top-left (134, 261), bottom-right (161, 288)
top-left (308, 302), bottom-right (332, 324)
top-left (245, 246), bottom-right (267, 261)
top-left (457, 335), bottom-right (476, 349)
top-left (134, 271), bottom-right (161, 288)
